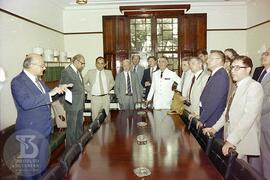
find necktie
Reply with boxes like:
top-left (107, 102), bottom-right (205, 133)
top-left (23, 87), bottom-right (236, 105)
top-left (99, 71), bottom-right (104, 95)
top-left (207, 75), bottom-right (211, 83)
top-left (225, 84), bottom-right (238, 121)
top-left (133, 65), bottom-right (137, 72)
top-left (35, 78), bottom-right (44, 94)
top-left (77, 71), bottom-right (82, 82)
top-left (258, 69), bottom-right (267, 83)
top-left (188, 75), bottom-right (196, 100)
top-left (160, 71), bottom-right (163, 78)
top-left (127, 73), bottom-right (132, 94)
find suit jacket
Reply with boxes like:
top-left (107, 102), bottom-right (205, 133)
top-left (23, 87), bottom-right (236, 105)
top-left (84, 69), bottom-right (114, 100)
top-left (213, 76), bottom-right (263, 155)
top-left (252, 66), bottom-right (264, 81)
top-left (114, 71), bottom-right (142, 105)
top-left (187, 71), bottom-right (209, 115)
top-left (200, 68), bottom-right (229, 128)
top-left (180, 69), bottom-right (193, 98)
top-left (147, 68), bottom-right (181, 109)
top-left (261, 73), bottom-right (270, 134)
top-left (141, 67), bottom-right (159, 98)
top-left (132, 64), bottom-right (145, 83)
top-left (60, 65), bottom-right (85, 111)
top-left (11, 71), bottom-right (52, 136)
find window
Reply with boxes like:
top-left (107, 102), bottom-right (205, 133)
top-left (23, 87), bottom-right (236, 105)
top-left (129, 17), bottom-right (179, 72)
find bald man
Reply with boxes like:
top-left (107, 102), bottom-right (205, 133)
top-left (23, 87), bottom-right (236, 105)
top-left (11, 53), bottom-right (71, 179)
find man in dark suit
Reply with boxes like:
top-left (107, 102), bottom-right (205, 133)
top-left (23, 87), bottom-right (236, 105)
top-left (253, 51), bottom-right (268, 81)
top-left (141, 56), bottom-right (158, 99)
top-left (11, 53), bottom-right (70, 179)
top-left (60, 54), bottom-right (85, 149)
top-left (253, 66), bottom-right (264, 81)
top-left (198, 50), bottom-right (229, 138)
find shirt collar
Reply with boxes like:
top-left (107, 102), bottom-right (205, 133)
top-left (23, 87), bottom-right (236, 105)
top-left (23, 69), bottom-right (37, 82)
top-left (236, 76), bottom-right (251, 87)
top-left (211, 66), bottom-right (223, 76)
top-left (264, 67), bottom-right (270, 73)
top-left (194, 70), bottom-right (203, 79)
top-left (70, 64), bottom-right (79, 73)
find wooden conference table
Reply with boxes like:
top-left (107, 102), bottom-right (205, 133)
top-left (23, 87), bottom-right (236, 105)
top-left (68, 110), bottom-right (222, 180)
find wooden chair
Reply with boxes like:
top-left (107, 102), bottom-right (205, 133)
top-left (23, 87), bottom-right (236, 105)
top-left (208, 138), bottom-right (238, 180)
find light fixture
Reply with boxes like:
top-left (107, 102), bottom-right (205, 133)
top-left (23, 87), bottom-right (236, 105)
top-left (76, 0), bottom-right (87, 5)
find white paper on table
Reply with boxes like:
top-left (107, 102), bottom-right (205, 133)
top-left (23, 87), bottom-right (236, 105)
top-left (65, 89), bottom-right (72, 103)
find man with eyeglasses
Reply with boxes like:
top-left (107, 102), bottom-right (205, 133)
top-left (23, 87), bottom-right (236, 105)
top-left (203, 56), bottom-right (263, 169)
top-left (11, 53), bottom-right (72, 179)
top-left (60, 54), bottom-right (86, 149)
top-left (84, 56), bottom-right (114, 120)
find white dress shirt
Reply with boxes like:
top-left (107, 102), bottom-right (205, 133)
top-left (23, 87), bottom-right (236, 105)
top-left (23, 69), bottom-right (45, 93)
top-left (91, 70), bottom-right (108, 95)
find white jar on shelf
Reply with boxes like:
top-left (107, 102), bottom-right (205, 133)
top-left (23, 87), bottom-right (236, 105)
top-left (53, 50), bottom-right (60, 61)
top-left (60, 51), bottom-right (67, 62)
top-left (44, 49), bottom-right (53, 62)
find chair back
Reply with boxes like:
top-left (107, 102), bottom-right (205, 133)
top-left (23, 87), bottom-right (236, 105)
top-left (60, 143), bottom-right (81, 173)
top-left (89, 119), bottom-right (100, 135)
top-left (41, 163), bottom-right (66, 180)
top-left (181, 109), bottom-right (190, 126)
top-left (196, 128), bottom-right (214, 155)
top-left (95, 109), bottom-right (107, 124)
top-left (78, 131), bottom-right (93, 151)
top-left (208, 138), bottom-right (238, 180)
top-left (229, 159), bottom-right (266, 180)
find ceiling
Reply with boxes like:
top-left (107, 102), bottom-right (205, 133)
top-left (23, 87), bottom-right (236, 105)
top-left (54, 0), bottom-right (248, 9)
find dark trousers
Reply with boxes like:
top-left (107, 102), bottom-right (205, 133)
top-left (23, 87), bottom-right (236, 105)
top-left (66, 109), bottom-right (84, 149)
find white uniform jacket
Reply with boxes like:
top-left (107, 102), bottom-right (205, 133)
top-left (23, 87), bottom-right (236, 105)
top-left (147, 68), bottom-right (181, 109)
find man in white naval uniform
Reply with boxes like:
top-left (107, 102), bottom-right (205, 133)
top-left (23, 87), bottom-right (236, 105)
top-left (146, 56), bottom-right (181, 109)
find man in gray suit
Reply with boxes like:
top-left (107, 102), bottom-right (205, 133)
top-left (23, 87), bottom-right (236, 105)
top-left (187, 57), bottom-right (209, 116)
top-left (131, 54), bottom-right (145, 82)
top-left (131, 54), bottom-right (144, 96)
top-left (256, 49), bottom-right (270, 179)
top-left (84, 56), bottom-right (114, 120)
top-left (115, 59), bottom-right (142, 110)
top-left (60, 54), bottom-right (85, 149)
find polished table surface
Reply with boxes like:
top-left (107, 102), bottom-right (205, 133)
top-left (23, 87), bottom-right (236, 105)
top-left (68, 110), bottom-right (222, 180)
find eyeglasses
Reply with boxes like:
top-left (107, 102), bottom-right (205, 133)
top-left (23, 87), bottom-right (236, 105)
top-left (31, 63), bottom-right (46, 68)
top-left (230, 65), bottom-right (249, 71)
top-left (76, 59), bottom-right (85, 65)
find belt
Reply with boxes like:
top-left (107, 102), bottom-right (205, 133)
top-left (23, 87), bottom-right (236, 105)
top-left (125, 93), bottom-right (133, 96)
top-left (92, 94), bottom-right (108, 97)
